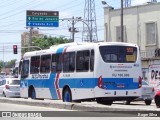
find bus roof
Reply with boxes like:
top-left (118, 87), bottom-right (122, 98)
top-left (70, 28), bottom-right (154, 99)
top-left (23, 42), bottom-right (138, 58)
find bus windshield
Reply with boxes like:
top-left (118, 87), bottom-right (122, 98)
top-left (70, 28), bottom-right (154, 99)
top-left (99, 46), bottom-right (137, 63)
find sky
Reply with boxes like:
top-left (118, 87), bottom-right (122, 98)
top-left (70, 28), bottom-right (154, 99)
top-left (0, 0), bottom-right (159, 62)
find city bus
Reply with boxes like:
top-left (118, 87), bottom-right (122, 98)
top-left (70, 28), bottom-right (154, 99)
top-left (20, 42), bottom-right (142, 105)
top-left (13, 60), bottom-right (21, 78)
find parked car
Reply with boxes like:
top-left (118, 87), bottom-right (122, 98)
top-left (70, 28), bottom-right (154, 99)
top-left (0, 78), bottom-right (20, 97)
top-left (124, 80), bottom-right (155, 105)
top-left (154, 84), bottom-right (160, 108)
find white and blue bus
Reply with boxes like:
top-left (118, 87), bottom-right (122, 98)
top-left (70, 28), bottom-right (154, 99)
top-left (20, 42), bottom-right (142, 105)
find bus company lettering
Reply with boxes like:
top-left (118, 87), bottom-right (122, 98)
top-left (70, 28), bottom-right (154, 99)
top-left (32, 74), bottom-right (49, 79)
top-left (110, 65), bottom-right (132, 69)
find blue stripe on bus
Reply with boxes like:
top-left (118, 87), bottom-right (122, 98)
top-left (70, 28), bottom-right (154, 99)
top-left (56, 47), bottom-right (65, 54)
top-left (58, 78), bottom-right (138, 90)
top-left (101, 78), bottom-right (138, 90)
top-left (49, 73), bottom-right (58, 99)
top-left (20, 77), bottom-right (139, 99)
top-left (23, 77), bottom-right (138, 90)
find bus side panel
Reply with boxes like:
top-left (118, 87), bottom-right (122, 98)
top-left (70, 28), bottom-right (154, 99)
top-left (20, 81), bottom-right (28, 98)
top-left (20, 73), bottom-right (60, 99)
top-left (59, 72), bottom-right (95, 100)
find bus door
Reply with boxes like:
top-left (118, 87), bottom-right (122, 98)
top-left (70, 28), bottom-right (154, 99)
top-left (20, 59), bottom-right (30, 98)
top-left (74, 50), bottom-right (95, 100)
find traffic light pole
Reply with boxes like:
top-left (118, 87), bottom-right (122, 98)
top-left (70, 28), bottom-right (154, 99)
top-left (72, 16), bottom-right (75, 42)
top-left (29, 27), bottom-right (33, 51)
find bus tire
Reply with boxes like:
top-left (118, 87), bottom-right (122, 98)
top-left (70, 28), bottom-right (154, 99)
top-left (73, 100), bottom-right (81, 103)
top-left (96, 98), bottom-right (113, 105)
top-left (123, 100), bottom-right (131, 105)
top-left (29, 86), bottom-right (36, 99)
top-left (2, 92), bottom-right (6, 97)
top-left (155, 95), bottom-right (160, 108)
top-left (145, 100), bottom-right (152, 105)
top-left (63, 87), bottom-right (72, 102)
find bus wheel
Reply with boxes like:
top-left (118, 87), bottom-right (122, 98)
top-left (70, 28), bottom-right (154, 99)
top-left (145, 100), bottom-right (152, 105)
top-left (96, 98), bottom-right (113, 105)
top-left (2, 92), bottom-right (6, 97)
top-left (155, 96), bottom-right (160, 108)
top-left (123, 100), bottom-right (131, 105)
top-left (31, 88), bottom-right (36, 99)
top-left (63, 88), bottom-right (72, 102)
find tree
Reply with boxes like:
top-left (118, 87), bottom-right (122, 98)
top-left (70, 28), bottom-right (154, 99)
top-left (0, 61), bottom-right (3, 72)
top-left (0, 59), bottom-right (17, 73)
top-left (5, 59), bottom-right (17, 68)
top-left (32, 36), bottom-right (70, 50)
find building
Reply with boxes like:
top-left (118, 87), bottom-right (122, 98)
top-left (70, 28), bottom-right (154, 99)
top-left (21, 29), bottom-right (44, 57)
top-left (104, 2), bottom-right (160, 79)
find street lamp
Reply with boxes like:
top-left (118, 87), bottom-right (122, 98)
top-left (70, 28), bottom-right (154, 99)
top-left (102, 0), bottom-right (124, 42)
top-left (76, 17), bottom-right (92, 42)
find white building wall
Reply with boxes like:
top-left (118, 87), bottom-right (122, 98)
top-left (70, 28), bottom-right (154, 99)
top-left (104, 3), bottom-right (160, 50)
top-left (104, 3), bottom-right (160, 69)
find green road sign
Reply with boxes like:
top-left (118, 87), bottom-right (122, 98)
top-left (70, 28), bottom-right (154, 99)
top-left (27, 16), bottom-right (59, 22)
top-left (26, 10), bottom-right (59, 27)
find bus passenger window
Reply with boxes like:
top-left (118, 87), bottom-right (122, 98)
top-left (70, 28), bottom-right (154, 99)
top-left (76, 50), bottom-right (89, 72)
top-left (56, 54), bottom-right (62, 72)
top-left (30, 56), bottom-right (40, 74)
top-left (51, 54), bottom-right (56, 72)
top-left (21, 60), bottom-right (29, 79)
top-left (40, 55), bottom-right (51, 73)
top-left (63, 52), bottom-right (75, 72)
top-left (90, 50), bottom-right (94, 71)
top-left (51, 54), bottom-right (62, 72)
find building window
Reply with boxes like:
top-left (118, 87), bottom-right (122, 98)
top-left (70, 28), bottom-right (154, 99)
top-left (146, 22), bottom-right (157, 45)
top-left (116, 26), bottom-right (126, 42)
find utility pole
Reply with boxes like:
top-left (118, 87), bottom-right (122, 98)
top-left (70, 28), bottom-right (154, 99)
top-left (3, 43), bottom-right (5, 73)
top-left (121, 0), bottom-right (124, 42)
top-left (71, 16), bottom-right (75, 42)
top-left (29, 27), bottom-right (33, 51)
top-left (67, 16), bottom-right (79, 42)
top-left (151, 0), bottom-right (157, 2)
top-left (124, 0), bottom-right (131, 8)
top-left (61, 17), bottom-right (91, 42)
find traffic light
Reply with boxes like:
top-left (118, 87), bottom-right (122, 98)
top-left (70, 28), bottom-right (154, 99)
top-left (13, 45), bottom-right (18, 54)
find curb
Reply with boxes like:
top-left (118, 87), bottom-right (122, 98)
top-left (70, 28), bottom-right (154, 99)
top-left (0, 97), bottom-right (159, 112)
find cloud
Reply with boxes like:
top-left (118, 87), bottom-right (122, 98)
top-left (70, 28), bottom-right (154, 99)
top-left (132, 0), bottom-right (150, 6)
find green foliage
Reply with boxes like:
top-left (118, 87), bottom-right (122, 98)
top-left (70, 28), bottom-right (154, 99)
top-left (5, 59), bottom-right (17, 68)
top-left (0, 59), bottom-right (17, 72)
top-left (32, 36), bottom-right (70, 50)
top-left (0, 61), bottom-right (3, 72)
